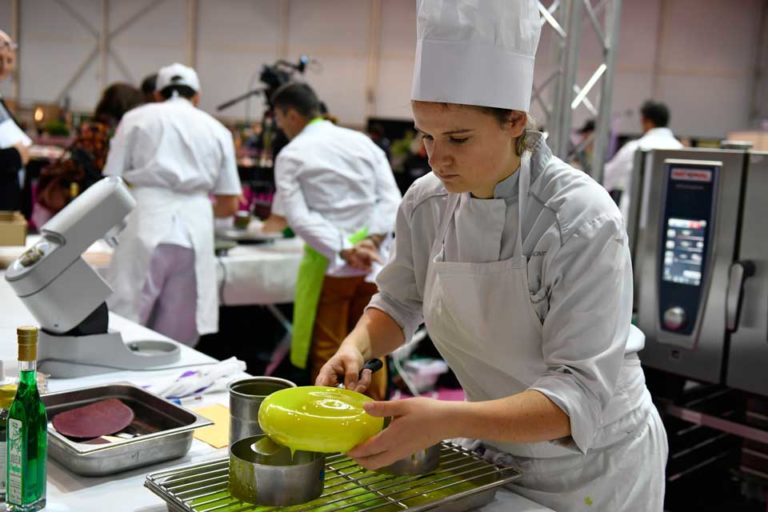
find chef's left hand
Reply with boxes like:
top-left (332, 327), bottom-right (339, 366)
top-left (347, 397), bottom-right (453, 470)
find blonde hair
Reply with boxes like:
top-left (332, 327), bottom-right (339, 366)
top-left (473, 106), bottom-right (537, 156)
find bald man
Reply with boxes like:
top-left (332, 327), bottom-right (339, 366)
top-left (0, 30), bottom-right (30, 211)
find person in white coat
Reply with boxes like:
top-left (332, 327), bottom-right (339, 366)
top-left (263, 82), bottom-right (401, 400)
top-left (316, 1), bottom-right (668, 511)
top-left (603, 100), bottom-right (683, 219)
top-left (103, 63), bottom-right (240, 346)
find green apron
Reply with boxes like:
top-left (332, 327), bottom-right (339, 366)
top-left (291, 227), bottom-right (369, 369)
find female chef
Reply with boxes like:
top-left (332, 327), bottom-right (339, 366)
top-left (317, 1), bottom-right (668, 510)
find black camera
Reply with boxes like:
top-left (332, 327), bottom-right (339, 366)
top-left (216, 55), bottom-right (311, 112)
top-left (260, 56), bottom-right (310, 106)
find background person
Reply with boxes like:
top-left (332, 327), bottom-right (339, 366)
top-left (103, 63), bottom-right (240, 346)
top-left (0, 142), bottom-right (29, 210)
top-left (0, 29), bottom-right (31, 211)
top-left (603, 100), bottom-right (683, 219)
top-left (264, 82), bottom-right (401, 400)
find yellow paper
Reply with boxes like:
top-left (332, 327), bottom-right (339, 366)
top-left (192, 404), bottom-right (230, 449)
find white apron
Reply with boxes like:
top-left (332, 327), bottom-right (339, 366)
top-left (422, 154), bottom-right (667, 511)
top-left (107, 186), bottom-right (218, 336)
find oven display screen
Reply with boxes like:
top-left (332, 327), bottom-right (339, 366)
top-left (662, 218), bottom-right (706, 286)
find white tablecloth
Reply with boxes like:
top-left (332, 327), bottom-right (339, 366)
top-left (1, 234), bottom-right (304, 307)
top-left (215, 237), bottom-right (304, 306)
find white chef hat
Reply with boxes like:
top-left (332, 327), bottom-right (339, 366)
top-left (157, 63), bottom-right (201, 93)
top-left (411, 0), bottom-right (543, 112)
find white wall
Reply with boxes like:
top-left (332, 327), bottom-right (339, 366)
top-left (196, 0), bottom-right (282, 120)
top-left (534, 0), bottom-right (763, 139)
top-left (377, 0), bottom-right (417, 119)
top-left (619, 0), bottom-right (762, 138)
top-left (286, 0), bottom-right (371, 124)
top-left (0, 0), bottom-right (763, 138)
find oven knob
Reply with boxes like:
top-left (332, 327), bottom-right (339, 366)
top-left (663, 307), bottom-right (687, 331)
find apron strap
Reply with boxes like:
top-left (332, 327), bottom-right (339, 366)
top-left (431, 192), bottom-right (461, 259)
top-left (514, 152), bottom-right (532, 259)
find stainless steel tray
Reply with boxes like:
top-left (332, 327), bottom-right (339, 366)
top-left (43, 383), bottom-right (212, 476)
top-left (145, 442), bottom-right (521, 511)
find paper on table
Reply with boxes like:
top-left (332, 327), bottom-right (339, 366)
top-left (147, 357), bottom-right (246, 399)
top-left (191, 404), bottom-right (230, 449)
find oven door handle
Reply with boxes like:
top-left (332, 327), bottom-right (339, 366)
top-left (726, 260), bottom-right (755, 332)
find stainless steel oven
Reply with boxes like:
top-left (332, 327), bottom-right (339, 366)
top-left (635, 147), bottom-right (768, 396)
top-left (632, 145), bottom-right (768, 504)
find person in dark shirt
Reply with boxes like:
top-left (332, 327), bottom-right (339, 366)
top-left (0, 143), bottom-right (29, 210)
top-left (0, 29), bottom-right (30, 211)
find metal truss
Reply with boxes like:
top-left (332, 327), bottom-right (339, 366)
top-left (45, 0), bottom-right (201, 104)
top-left (533, 0), bottom-right (623, 183)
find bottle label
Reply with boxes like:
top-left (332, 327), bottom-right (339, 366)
top-left (8, 418), bottom-right (22, 504)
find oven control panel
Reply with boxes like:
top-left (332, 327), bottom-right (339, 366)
top-left (658, 163), bottom-right (719, 337)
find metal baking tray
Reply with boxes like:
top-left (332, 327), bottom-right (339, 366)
top-left (43, 383), bottom-right (212, 477)
top-left (145, 442), bottom-right (521, 511)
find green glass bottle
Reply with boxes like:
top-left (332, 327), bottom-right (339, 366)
top-left (6, 326), bottom-right (47, 511)
top-left (0, 382), bottom-right (19, 504)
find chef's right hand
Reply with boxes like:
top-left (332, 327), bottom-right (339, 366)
top-left (341, 240), bottom-right (382, 271)
top-left (315, 345), bottom-right (372, 393)
top-left (261, 214), bottom-right (287, 233)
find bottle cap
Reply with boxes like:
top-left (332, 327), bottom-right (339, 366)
top-left (17, 325), bottom-right (38, 343)
top-left (0, 384), bottom-right (17, 409)
top-left (17, 325), bottom-right (38, 362)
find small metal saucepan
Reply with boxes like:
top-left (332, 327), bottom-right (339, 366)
top-left (229, 434), bottom-right (325, 506)
top-left (228, 376), bottom-right (296, 446)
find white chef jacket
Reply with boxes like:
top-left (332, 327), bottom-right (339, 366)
top-left (369, 132), bottom-right (642, 453)
top-left (271, 119), bottom-right (402, 277)
top-left (603, 127), bottom-right (683, 219)
top-left (103, 96), bottom-right (241, 244)
top-left (104, 96), bottom-right (240, 194)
